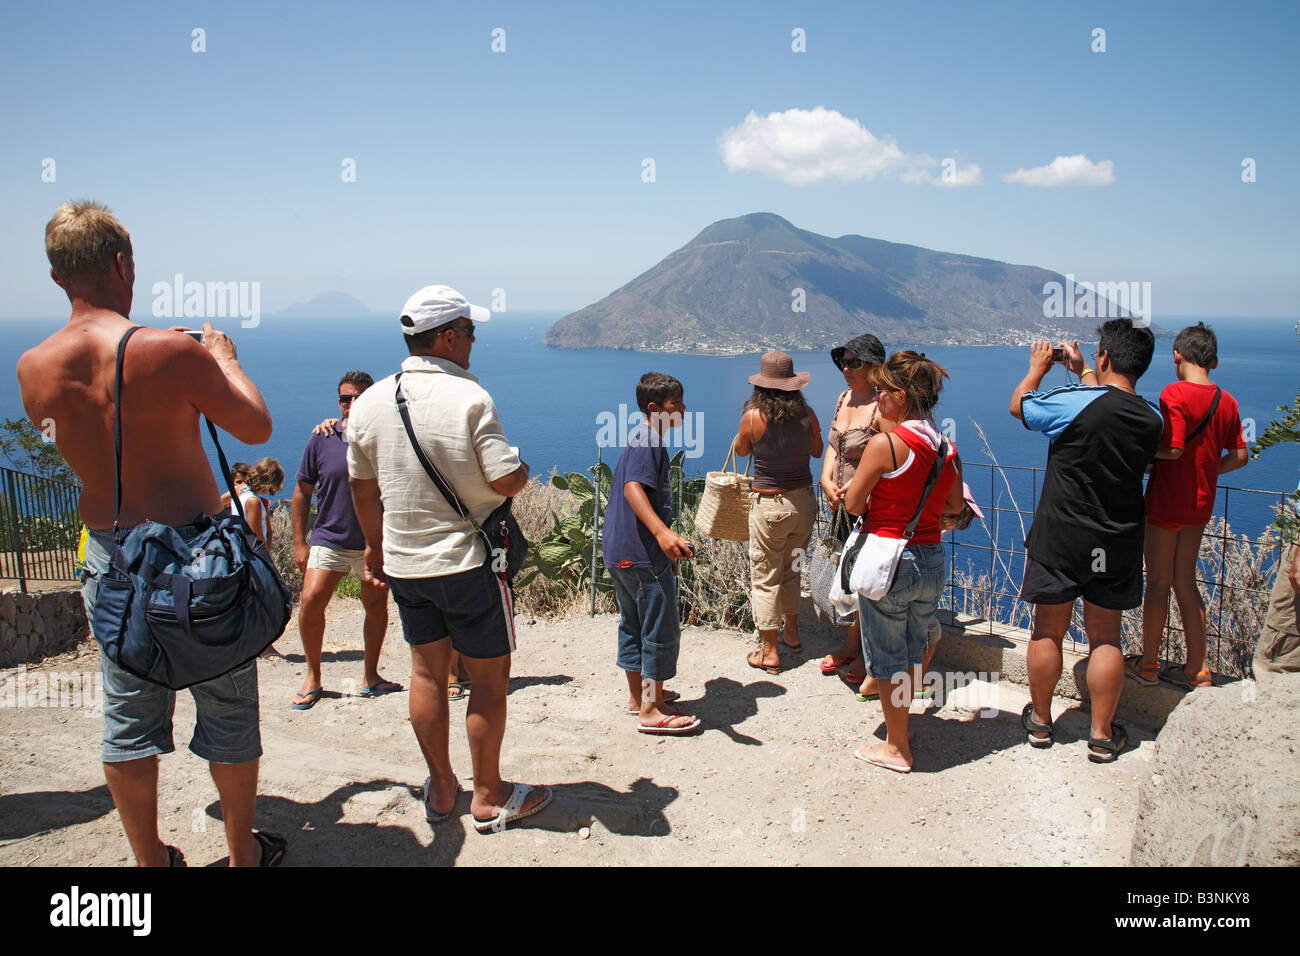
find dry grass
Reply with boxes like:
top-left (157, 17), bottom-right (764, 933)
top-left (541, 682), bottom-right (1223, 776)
top-left (267, 505), bottom-right (302, 600)
top-left (511, 475), bottom-right (617, 618)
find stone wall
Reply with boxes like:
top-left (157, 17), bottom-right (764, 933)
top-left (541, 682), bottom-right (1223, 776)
top-left (1130, 673), bottom-right (1300, 866)
top-left (0, 589), bottom-right (89, 667)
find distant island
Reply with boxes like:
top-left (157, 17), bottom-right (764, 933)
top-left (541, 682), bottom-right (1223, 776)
top-left (274, 291), bottom-right (383, 318)
top-left (544, 213), bottom-right (1149, 353)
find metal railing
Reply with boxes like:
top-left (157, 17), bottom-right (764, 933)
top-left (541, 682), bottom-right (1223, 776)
top-left (0, 465), bottom-right (83, 593)
top-left (943, 461), bottom-right (1289, 678)
top-left (669, 457), bottom-right (1287, 678)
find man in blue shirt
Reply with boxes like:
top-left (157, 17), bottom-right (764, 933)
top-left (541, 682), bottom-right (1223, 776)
top-left (1010, 319), bottom-right (1162, 763)
top-left (290, 371), bottom-right (399, 709)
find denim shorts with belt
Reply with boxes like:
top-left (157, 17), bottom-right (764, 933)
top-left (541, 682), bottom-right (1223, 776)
top-left (81, 527), bottom-right (262, 765)
top-left (609, 559), bottom-right (681, 683)
top-left (857, 543), bottom-right (946, 680)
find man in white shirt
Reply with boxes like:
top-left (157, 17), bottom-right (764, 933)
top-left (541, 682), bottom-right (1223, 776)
top-left (346, 285), bottom-right (552, 833)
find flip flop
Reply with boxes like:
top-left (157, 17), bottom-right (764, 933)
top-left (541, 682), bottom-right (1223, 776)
top-left (472, 783), bottom-right (554, 834)
top-left (447, 682), bottom-right (469, 702)
top-left (291, 687), bottom-right (324, 710)
top-left (819, 654), bottom-right (854, 675)
top-left (359, 679), bottom-right (404, 697)
top-left (747, 649), bottom-right (780, 675)
top-left (624, 690), bottom-right (680, 715)
top-left (855, 688), bottom-right (932, 702)
top-left (422, 775), bottom-right (462, 823)
top-left (854, 746), bottom-right (912, 774)
top-left (637, 713), bottom-right (701, 735)
top-left (252, 830), bottom-right (287, 867)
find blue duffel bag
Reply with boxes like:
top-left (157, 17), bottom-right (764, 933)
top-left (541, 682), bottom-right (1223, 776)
top-left (90, 327), bottom-right (291, 690)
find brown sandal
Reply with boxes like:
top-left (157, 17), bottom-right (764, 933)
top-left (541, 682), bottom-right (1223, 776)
top-left (747, 649), bottom-right (781, 675)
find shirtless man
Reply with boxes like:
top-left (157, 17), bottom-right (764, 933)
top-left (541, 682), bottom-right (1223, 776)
top-left (16, 200), bottom-right (283, 866)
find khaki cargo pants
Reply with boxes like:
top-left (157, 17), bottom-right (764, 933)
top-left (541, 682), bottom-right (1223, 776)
top-left (748, 486), bottom-right (817, 631)
top-left (1254, 542), bottom-right (1300, 681)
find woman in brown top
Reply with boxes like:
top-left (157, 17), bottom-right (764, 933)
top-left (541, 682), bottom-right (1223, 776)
top-left (733, 351), bottom-right (823, 676)
top-left (819, 335), bottom-right (892, 695)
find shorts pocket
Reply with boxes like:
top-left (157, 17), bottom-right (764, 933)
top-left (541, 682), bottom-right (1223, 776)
top-left (879, 558), bottom-right (921, 609)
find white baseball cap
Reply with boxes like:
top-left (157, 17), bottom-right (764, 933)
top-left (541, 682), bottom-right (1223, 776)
top-left (398, 284), bottom-right (491, 335)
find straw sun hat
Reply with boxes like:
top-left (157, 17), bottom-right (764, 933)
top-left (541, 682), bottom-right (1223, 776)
top-left (747, 350), bottom-right (810, 391)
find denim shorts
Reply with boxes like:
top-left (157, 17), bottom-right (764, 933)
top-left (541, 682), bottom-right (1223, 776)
top-left (609, 560), bottom-right (681, 683)
top-left (81, 528), bottom-right (262, 765)
top-left (387, 559), bottom-right (517, 658)
top-left (857, 543), bottom-right (946, 679)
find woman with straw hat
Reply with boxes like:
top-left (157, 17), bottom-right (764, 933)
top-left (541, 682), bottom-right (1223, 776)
top-left (732, 351), bottom-right (823, 675)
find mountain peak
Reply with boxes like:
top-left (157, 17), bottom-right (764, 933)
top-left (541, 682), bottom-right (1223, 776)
top-left (275, 290), bottom-right (379, 318)
top-left (544, 213), bottom-right (1100, 353)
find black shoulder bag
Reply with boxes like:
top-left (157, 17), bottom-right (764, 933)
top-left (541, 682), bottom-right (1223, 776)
top-left (394, 373), bottom-right (528, 584)
top-left (1184, 387), bottom-right (1222, 445)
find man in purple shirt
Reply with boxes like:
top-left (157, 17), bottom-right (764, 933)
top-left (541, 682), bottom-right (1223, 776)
top-left (290, 371), bottom-right (400, 709)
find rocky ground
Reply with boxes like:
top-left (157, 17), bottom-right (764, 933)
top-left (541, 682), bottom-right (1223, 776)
top-left (0, 597), bottom-right (1158, 866)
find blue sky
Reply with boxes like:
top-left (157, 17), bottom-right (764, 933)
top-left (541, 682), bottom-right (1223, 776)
top-left (1, 0), bottom-right (1297, 319)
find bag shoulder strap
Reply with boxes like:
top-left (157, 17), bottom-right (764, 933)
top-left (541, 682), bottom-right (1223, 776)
top-left (394, 374), bottom-right (490, 548)
top-left (111, 326), bottom-right (245, 536)
top-left (110, 327), bottom-right (141, 535)
top-left (1183, 386), bottom-right (1222, 445)
top-left (902, 438), bottom-right (950, 540)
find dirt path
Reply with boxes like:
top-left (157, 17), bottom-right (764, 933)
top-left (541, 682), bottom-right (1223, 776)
top-left (0, 597), bottom-right (1155, 866)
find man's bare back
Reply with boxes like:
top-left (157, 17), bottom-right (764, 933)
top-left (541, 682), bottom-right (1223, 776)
top-left (17, 308), bottom-right (272, 530)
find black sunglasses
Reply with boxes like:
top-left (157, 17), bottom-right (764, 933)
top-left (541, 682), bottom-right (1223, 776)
top-left (834, 356), bottom-right (865, 371)
top-left (338, 394), bottom-right (355, 404)
top-left (448, 322), bottom-right (476, 341)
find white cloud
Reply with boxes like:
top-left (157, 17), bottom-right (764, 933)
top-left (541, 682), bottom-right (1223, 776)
top-left (935, 160), bottom-right (983, 187)
top-left (718, 107), bottom-right (936, 186)
top-left (1001, 154), bottom-right (1115, 188)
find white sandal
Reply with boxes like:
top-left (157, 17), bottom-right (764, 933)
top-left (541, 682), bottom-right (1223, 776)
top-left (471, 783), bottom-right (553, 834)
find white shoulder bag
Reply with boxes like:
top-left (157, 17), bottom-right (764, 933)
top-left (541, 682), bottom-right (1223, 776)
top-left (838, 435), bottom-right (949, 600)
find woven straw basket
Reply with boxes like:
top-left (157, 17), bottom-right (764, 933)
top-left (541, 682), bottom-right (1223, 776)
top-left (695, 448), bottom-right (754, 541)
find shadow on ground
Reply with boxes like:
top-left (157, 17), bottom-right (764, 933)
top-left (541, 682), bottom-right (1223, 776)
top-left (861, 702), bottom-right (1149, 773)
top-left (684, 676), bottom-right (786, 746)
top-left (202, 775), bottom-right (678, 865)
top-left (0, 784), bottom-right (115, 840)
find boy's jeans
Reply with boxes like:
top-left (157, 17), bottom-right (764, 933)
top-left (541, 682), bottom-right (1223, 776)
top-left (609, 560), bottom-right (681, 684)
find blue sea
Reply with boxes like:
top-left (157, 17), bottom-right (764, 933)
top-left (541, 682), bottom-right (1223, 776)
top-left (2, 313), bottom-right (1297, 548)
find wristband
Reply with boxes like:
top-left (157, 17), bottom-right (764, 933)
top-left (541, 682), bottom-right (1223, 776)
top-left (1080, 367), bottom-right (1094, 380)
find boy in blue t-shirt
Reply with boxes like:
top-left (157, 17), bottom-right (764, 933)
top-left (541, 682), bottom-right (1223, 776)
top-left (603, 372), bottom-right (699, 735)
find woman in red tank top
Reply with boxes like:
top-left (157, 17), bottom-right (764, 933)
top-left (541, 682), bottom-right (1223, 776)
top-left (843, 352), bottom-right (964, 774)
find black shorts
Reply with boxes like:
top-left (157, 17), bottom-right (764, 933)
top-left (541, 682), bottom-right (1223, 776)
top-left (1019, 555), bottom-right (1142, 611)
top-left (387, 560), bottom-right (517, 658)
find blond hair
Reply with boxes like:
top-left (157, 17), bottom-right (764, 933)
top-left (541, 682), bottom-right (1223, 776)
top-left (246, 457), bottom-right (284, 494)
top-left (45, 200), bottom-right (133, 284)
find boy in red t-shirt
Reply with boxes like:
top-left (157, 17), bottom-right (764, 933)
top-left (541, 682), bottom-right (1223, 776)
top-left (1128, 323), bottom-right (1249, 689)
